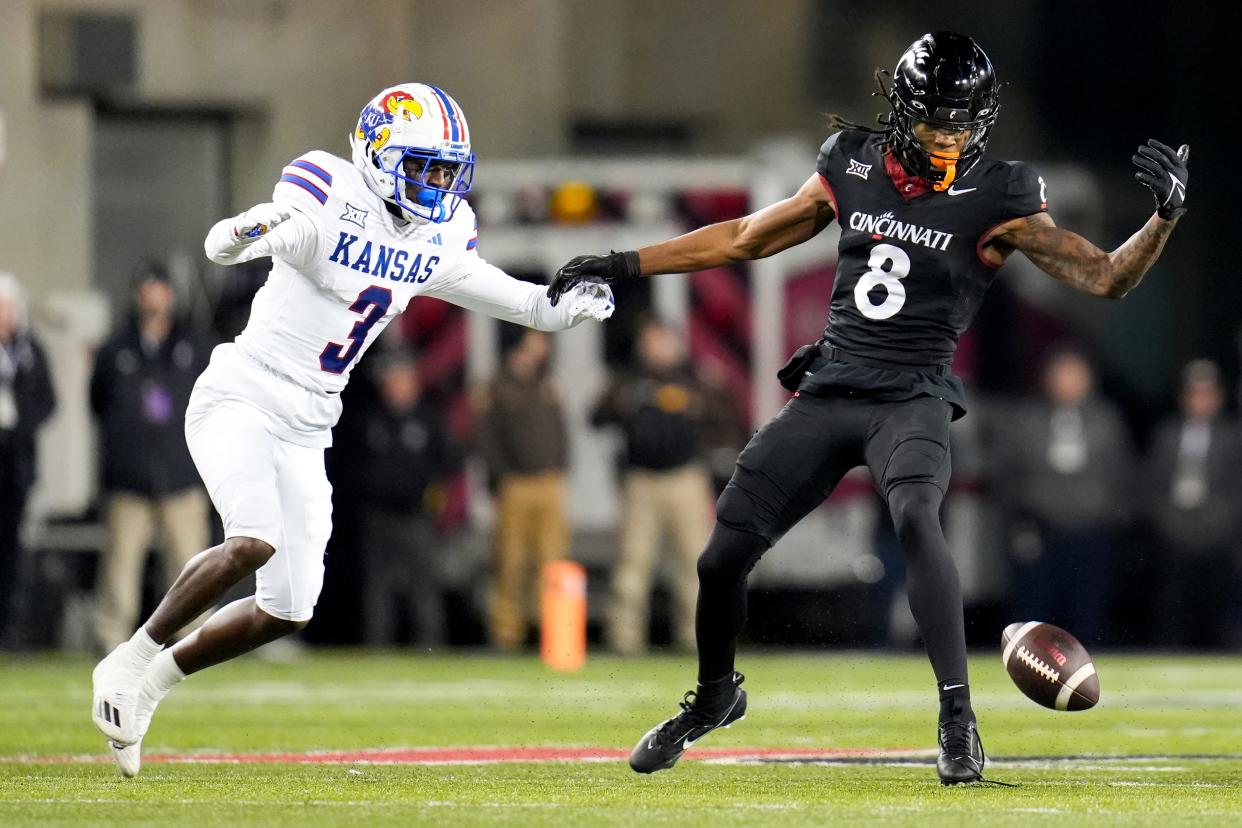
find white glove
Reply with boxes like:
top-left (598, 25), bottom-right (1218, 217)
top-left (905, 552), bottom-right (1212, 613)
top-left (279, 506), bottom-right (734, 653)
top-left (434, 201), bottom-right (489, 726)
top-left (233, 203), bottom-right (293, 243)
top-left (563, 281), bottom-right (615, 322)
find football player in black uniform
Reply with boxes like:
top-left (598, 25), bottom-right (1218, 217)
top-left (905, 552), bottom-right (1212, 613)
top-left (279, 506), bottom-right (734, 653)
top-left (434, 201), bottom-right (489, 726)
top-left (547, 31), bottom-right (1189, 784)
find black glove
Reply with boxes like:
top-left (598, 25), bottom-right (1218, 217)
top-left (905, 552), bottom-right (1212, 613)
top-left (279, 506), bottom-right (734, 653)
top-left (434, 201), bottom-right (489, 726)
top-left (1132, 139), bottom-right (1189, 220)
top-left (546, 250), bottom-right (640, 307)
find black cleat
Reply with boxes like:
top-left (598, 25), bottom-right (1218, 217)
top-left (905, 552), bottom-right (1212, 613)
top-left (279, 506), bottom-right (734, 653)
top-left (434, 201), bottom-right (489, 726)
top-left (937, 719), bottom-right (986, 785)
top-left (629, 672), bottom-right (747, 774)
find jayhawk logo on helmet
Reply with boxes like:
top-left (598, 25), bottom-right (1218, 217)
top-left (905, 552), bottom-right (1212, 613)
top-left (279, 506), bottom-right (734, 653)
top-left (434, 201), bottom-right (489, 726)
top-left (356, 91), bottom-right (428, 151)
top-left (350, 83), bottom-right (475, 224)
top-left (383, 92), bottom-right (424, 120)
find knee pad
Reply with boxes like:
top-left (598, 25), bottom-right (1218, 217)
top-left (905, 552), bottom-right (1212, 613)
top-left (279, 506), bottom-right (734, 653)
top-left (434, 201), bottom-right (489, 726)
top-left (697, 523), bottom-right (769, 585)
top-left (887, 482), bottom-right (944, 533)
top-left (715, 484), bottom-right (758, 532)
top-left (217, 484), bottom-right (283, 552)
top-left (696, 545), bottom-right (730, 584)
top-left (255, 541), bottom-right (325, 624)
top-left (880, 437), bottom-right (950, 496)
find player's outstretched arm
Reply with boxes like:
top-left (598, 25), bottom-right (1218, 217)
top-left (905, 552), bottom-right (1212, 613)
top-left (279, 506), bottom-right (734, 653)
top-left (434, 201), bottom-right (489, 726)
top-left (987, 140), bottom-right (1188, 299)
top-left (203, 203), bottom-right (318, 267)
top-left (546, 173), bottom-right (836, 306)
top-left (429, 258), bottom-right (614, 331)
top-left (994, 212), bottom-right (1178, 299)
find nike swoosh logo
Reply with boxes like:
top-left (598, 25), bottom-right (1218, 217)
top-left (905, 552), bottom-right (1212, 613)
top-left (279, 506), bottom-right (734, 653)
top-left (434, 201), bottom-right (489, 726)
top-left (683, 736), bottom-right (696, 749)
top-left (941, 683), bottom-right (966, 690)
top-left (1167, 172), bottom-right (1185, 202)
top-left (946, 186), bottom-right (976, 196)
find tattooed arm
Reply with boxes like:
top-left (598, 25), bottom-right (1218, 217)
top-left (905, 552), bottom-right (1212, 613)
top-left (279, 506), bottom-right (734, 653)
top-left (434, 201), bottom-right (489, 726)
top-left (980, 212), bottom-right (1180, 299)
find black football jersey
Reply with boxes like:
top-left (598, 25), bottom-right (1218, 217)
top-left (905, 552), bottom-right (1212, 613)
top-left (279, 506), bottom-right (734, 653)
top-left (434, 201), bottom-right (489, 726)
top-left (798, 129), bottom-right (1047, 416)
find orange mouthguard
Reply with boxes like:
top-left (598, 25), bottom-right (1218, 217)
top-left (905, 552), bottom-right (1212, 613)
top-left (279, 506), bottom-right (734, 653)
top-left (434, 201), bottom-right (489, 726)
top-left (930, 151), bottom-right (960, 192)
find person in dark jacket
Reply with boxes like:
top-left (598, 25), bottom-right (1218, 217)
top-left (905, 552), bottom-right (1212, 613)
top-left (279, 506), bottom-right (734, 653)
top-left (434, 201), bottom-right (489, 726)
top-left (0, 273), bottom-right (56, 645)
top-left (1146, 360), bottom-right (1242, 647)
top-left (90, 262), bottom-right (210, 651)
top-left (475, 329), bottom-right (570, 651)
top-left (998, 346), bottom-right (1133, 646)
top-left (592, 317), bottom-right (714, 654)
top-left (349, 351), bottom-right (457, 646)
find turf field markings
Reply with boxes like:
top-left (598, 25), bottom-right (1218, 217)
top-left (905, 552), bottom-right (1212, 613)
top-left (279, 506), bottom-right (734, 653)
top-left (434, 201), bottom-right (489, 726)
top-left (993, 764), bottom-right (1188, 772)
top-left (7, 749), bottom-right (1242, 768)
top-left (719, 753), bottom-right (1242, 769)
top-left (3, 745), bottom-right (928, 766)
top-left (1106, 781), bottom-right (1228, 788)
top-left (2, 799), bottom-right (565, 808)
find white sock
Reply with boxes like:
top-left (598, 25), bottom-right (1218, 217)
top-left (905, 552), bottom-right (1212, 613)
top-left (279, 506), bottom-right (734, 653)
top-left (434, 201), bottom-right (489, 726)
top-left (127, 628), bottom-right (163, 665)
top-left (141, 649), bottom-right (187, 705)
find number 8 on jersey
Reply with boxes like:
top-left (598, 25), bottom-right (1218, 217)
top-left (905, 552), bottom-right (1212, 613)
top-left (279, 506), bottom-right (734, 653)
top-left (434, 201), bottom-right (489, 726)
top-left (854, 243), bottom-right (910, 321)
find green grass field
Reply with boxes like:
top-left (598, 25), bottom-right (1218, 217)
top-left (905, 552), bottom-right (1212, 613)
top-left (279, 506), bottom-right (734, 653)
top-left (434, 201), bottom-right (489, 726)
top-left (2, 649), bottom-right (1241, 825)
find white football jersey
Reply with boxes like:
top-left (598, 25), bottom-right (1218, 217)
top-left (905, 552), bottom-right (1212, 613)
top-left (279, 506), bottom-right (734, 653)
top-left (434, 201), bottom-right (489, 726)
top-left (202, 151), bottom-right (607, 442)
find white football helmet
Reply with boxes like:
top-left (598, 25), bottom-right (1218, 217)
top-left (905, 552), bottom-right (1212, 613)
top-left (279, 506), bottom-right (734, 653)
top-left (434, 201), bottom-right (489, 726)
top-left (350, 83), bottom-right (475, 224)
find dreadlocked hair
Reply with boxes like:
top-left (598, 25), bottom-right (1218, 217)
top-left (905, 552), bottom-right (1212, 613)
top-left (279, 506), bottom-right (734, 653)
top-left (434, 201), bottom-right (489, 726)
top-left (825, 69), bottom-right (897, 149)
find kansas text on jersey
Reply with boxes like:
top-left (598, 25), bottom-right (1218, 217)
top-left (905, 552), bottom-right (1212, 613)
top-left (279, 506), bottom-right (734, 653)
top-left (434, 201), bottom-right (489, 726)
top-left (204, 151), bottom-right (584, 399)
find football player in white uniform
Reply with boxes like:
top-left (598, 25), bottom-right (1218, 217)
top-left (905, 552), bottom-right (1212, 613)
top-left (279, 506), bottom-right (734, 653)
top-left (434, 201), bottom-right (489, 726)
top-left (90, 83), bottom-right (614, 777)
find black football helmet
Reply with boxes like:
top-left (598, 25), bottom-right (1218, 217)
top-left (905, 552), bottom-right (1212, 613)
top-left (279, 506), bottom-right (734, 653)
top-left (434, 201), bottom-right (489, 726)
top-left (887, 31), bottom-right (999, 187)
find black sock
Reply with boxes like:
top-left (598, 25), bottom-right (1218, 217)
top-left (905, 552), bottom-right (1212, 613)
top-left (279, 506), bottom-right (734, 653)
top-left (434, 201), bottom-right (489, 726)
top-left (694, 672), bottom-right (738, 708)
top-left (887, 485), bottom-right (971, 703)
top-left (938, 680), bottom-right (974, 722)
top-left (695, 523), bottom-right (770, 682)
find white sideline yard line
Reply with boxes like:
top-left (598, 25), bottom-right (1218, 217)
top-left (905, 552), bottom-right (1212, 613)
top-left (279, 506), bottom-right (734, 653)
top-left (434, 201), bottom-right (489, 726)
top-left (0, 745), bottom-right (933, 766)
top-left (152, 683), bottom-right (1242, 712)
top-left (1114, 782), bottom-right (1234, 789)
top-left (0, 800), bottom-right (582, 809)
top-left (6, 750), bottom-right (1242, 768)
top-left (1, 799), bottom-right (810, 811)
top-left (710, 753), bottom-right (1242, 769)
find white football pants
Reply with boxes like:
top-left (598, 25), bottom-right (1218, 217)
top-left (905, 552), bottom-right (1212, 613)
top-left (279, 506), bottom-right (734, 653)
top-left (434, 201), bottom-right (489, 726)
top-left (185, 354), bottom-right (333, 622)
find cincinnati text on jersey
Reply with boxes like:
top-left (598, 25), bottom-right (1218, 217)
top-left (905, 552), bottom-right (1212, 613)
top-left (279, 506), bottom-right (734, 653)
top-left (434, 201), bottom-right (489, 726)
top-left (847, 211), bottom-right (954, 252)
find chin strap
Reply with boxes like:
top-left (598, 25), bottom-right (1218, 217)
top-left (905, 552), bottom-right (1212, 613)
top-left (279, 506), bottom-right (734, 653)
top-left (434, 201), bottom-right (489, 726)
top-left (930, 151), bottom-right (960, 192)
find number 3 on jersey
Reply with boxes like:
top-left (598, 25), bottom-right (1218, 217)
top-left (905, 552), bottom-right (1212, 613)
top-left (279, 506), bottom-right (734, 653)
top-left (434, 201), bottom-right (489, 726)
top-left (854, 243), bottom-right (909, 320)
top-left (319, 285), bottom-right (393, 374)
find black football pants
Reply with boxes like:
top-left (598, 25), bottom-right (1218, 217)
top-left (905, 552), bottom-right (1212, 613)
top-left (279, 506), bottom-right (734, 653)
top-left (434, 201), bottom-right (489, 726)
top-left (695, 391), bottom-right (968, 686)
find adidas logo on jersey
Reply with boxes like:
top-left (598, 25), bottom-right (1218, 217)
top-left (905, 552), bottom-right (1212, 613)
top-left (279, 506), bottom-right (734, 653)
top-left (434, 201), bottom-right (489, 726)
top-left (847, 210), bottom-right (954, 252)
top-left (429, 233), bottom-right (443, 246)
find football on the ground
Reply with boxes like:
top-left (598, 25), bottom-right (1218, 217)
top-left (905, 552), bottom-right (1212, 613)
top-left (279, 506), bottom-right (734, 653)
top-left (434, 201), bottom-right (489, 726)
top-left (1001, 621), bottom-right (1100, 711)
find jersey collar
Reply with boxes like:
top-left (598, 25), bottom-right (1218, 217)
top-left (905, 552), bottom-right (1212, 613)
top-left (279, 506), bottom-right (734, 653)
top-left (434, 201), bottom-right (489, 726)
top-left (883, 150), bottom-right (932, 202)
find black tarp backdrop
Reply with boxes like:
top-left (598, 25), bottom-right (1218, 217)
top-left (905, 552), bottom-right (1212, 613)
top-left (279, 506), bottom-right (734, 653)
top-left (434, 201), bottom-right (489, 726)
top-left (809, 1), bottom-right (1236, 413)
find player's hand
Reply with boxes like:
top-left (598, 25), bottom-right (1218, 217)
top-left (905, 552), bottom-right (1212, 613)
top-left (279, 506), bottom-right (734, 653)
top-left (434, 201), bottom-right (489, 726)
top-left (563, 281), bottom-right (616, 322)
top-left (234, 203), bottom-right (293, 242)
top-left (546, 250), bottom-right (640, 307)
top-left (1132, 140), bottom-right (1189, 220)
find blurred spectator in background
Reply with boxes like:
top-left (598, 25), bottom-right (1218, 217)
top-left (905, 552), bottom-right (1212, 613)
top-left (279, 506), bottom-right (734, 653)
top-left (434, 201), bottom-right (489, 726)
top-left (1146, 360), bottom-right (1242, 648)
top-left (696, 361), bottom-right (750, 494)
top-left (90, 261), bottom-right (209, 652)
top-left (592, 317), bottom-right (714, 654)
top-left (0, 273), bottom-right (56, 647)
top-left (997, 346), bottom-right (1133, 646)
top-left (475, 330), bottom-right (569, 651)
top-left (349, 351), bottom-right (457, 647)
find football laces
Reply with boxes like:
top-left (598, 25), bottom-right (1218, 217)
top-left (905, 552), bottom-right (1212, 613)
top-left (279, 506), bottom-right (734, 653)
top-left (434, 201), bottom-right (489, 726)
top-left (1016, 645), bottom-right (1061, 683)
